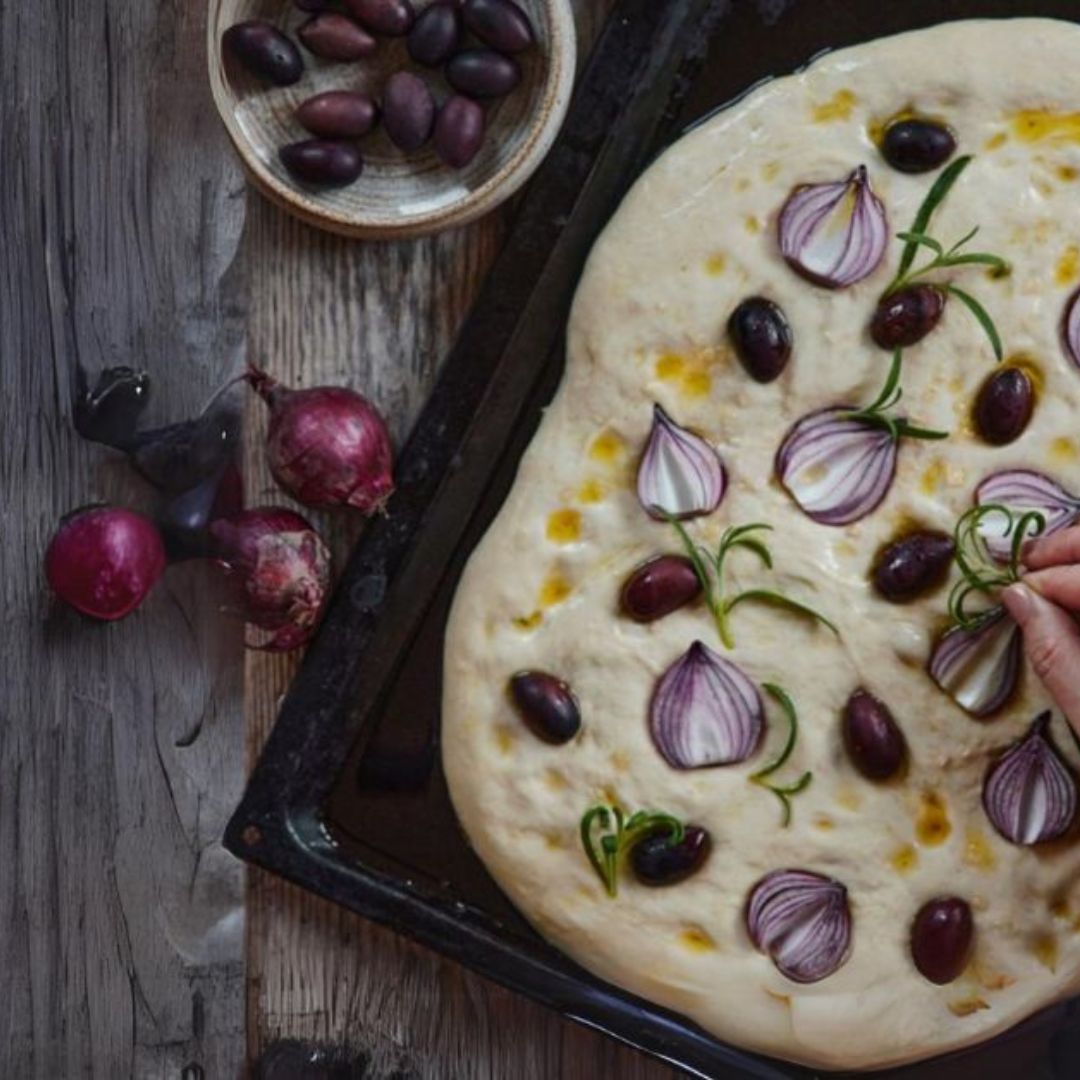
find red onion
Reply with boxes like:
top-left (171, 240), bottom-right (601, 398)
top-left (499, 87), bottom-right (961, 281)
top-left (1063, 287), bottom-right (1080, 372)
top-left (45, 506), bottom-right (166, 621)
top-left (746, 869), bottom-right (852, 984)
top-left (928, 607), bottom-right (1022, 717)
top-left (778, 166), bottom-right (888, 289)
top-left (775, 407), bottom-right (898, 525)
top-left (983, 712), bottom-right (1078, 845)
top-left (649, 640), bottom-right (763, 768)
top-left (210, 507), bottom-right (331, 651)
top-left (975, 469), bottom-right (1080, 563)
top-left (248, 365), bottom-right (394, 513)
top-left (636, 404), bottom-right (727, 520)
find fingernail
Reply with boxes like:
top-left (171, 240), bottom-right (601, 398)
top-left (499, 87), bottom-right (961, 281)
top-left (1003, 583), bottom-right (1034, 623)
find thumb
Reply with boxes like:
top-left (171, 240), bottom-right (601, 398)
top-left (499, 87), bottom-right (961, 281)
top-left (1002, 583), bottom-right (1080, 728)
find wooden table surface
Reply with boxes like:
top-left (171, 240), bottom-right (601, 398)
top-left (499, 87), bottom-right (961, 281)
top-left (2, 1), bottom-right (677, 1076)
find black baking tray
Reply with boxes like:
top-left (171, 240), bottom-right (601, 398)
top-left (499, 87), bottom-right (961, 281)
top-left (225, 1), bottom-right (1080, 1076)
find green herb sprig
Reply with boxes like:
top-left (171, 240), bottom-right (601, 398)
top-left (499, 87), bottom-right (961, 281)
top-left (665, 517), bottom-right (838, 650)
top-left (843, 349), bottom-right (950, 441)
top-left (749, 683), bottom-right (812, 827)
top-left (883, 154), bottom-right (1009, 361)
top-left (579, 805), bottom-right (685, 898)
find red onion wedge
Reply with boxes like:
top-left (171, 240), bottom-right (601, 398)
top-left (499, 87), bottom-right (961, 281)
top-left (746, 869), bottom-right (852, 984)
top-left (650, 640), bottom-right (763, 768)
top-left (636, 404), bottom-right (727, 520)
top-left (778, 166), bottom-right (888, 289)
top-left (975, 469), bottom-right (1080, 563)
top-left (775, 407), bottom-right (898, 525)
top-left (983, 712), bottom-right (1078, 845)
top-left (1063, 288), bottom-right (1080, 372)
top-left (928, 607), bottom-right (1022, 718)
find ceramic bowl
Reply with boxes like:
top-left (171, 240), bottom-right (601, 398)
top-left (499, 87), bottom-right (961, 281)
top-left (208, 0), bottom-right (577, 239)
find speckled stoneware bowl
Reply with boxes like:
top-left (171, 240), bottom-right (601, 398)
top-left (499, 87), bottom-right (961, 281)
top-left (208, 0), bottom-right (576, 238)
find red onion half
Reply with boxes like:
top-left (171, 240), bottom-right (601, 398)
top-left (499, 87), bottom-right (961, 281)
top-left (778, 166), bottom-right (888, 289)
top-left (248, 365), bottom-right (394, 513)
top-left (983, 712), bottom-right (1078, 845)
top-left (775, 408), bottom-right (898, 525)
top-left (1063, 288), bottom-right (1080, 372)
top-left (928, 607), bottom-right (1022, 718)
top-left (649, 640), bottom-right (763, 768)
top-left (636, 404), bottom-right (727, 520)
top-left (975, 469), bottom-right (1080, 563)
top-left (746, 869), bottom-right (852, 984)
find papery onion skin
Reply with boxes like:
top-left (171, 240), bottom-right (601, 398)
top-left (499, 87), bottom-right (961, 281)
top-left (650, 641), bottom-right (763, 769)
top-left (778, 166), bottom-right (889, 289)
top-left (746, 869), bottom-right (853, 984)
top-left (983, 712), bottom-right (1078, 845)
top-left (928, 608), bottom-right (1022, 718)
top-left (776, 407), bottom-right (898, 526)
top-left (975, 469), bottom-right (1080, 563)
top-left (636, 404), bottom-right (727, 521)
top-left (1063, 287), bottom-right (1080, 372)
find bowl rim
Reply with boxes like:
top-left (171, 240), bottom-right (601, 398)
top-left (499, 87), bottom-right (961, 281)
top-left (207, 0), bottom-right (578, 239)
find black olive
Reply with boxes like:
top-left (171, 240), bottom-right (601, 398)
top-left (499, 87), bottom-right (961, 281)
top-left (279, 140), bottom-right (364, 187)
top-left (872, 529), bottom-right (954, 603)
top-left (463, 0), bottom-right (535, 54)
top-left (433, 96), bottom-right (485, 169)
top-left (407, 1), bottom-right (462, 67)
top-left (911, 897), bottom-right (974, 984)
top-left (620, 555), bottom-right (701, 622)
top-left (445, 49), bottom-right (521, 99)
top-left (509, 672), bottom-right (580, 744)
top-left (630, 825), bottom-right (711, 886)
top-left (974, 367), bottom-right (1034, 446)
top-left (727, 297), bottom-right (793, 383)
top-left (296, 92), bottom-right (379, 140)
top-left (842, 689), bottom-right (907, 781)
top-left (382, 72), bottom-right (436, 152)
top-left (222, 21), bottom-right (304, 86)
top-left (297, 13), bottom-right (377, 61)
top-left (881, 119), bottom-right (957, 174)
top-left (870, 285), bottom-right (945, 349)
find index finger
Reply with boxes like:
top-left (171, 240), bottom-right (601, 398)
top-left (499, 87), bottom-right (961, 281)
top-left (1022, 524), bottom-right (1080, 571)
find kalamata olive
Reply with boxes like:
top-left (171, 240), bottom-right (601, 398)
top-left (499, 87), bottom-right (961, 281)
top-left (509, 671), bottom-right (581, 744)
top-left (630, 825), bottom-right (711, 886)
top-left (974, 367), bottom-right (1034, 446)
top-left (910, 897), bottom-right (974, 984)
top-left (727, 297), bottom-right (793, 383)
top-left (872, 529), bottom-right (954, 603)
top-left (620, 555), bottom-right (701, 622)
top-left (297, 91), bottom-right (379, 139)
top-left (345, 0), bottom-right (415, 36)
top-left (463, 0), bottom-right (535, 54)
top-left (881, 119), bottom-right (957, 174)
top-left (222, 21), bottom-right (304, 86)
top-left (279, 140), bottom-right (364, 186)
top-left (382, 72), bottom-right (436, 152)
top-left (445, 49), bottom-right (521, 99)
top-left (870, 284), bottom-right (945, 349)
top-left (407, 2), bottom-right (462, 66)
top-left (298, 13), bottom-right (377, 61)
top-left (434, 96), bottom-right (485, 168)
top-left (842, 689), bottom-right (907, 781)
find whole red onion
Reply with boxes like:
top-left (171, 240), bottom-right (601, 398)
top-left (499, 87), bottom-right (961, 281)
top-left (45, 506), bottom-right (166, 621)
top-left (210, 507), bottom-right (331, 651)
top-left (247, 365), bottom-right (394, 513)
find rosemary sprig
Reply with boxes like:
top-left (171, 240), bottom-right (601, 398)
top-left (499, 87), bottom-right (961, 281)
top-left (579, 804), bottom-right (685, 898)
top-left (947, 503), bottom-right (1046, 628)
top-left (666, 516), bottom-right (838, 649)
top-left (750, 683), bottom-right (812, 827)
top-left (842, 349), bottom-right (950, 441)
top-left (882, 154), bottom-right (1008, 361)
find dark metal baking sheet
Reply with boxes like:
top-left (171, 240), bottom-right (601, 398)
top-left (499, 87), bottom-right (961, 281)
top-left (226, 2), bottom-right (1080, 1076)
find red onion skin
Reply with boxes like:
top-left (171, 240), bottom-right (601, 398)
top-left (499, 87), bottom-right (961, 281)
top-left (210, 507), bottom-right (331, 651)
top-left (45, 507), bottom-right (166, 621)
top-left (248, 365), bottom-right (395, 513)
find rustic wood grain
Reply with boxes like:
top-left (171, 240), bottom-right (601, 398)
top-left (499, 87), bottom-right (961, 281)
top-left (0, 2), bottom-right (248, 1078)
top-left (243, 1), bottom-right (674, 1076)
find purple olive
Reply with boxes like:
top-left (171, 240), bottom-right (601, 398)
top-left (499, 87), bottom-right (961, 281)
top-left (445, 49), bottom-right (521, 99)
top-left (727, 297), bottom-right (793, 383)
top-left (870, 284), bottom-right (945, 349)
top-left (882, 119), bottom-right (957, 174)
top-left (463, 0), bottom-right (535, 54)
top-left (296, 91), bottom-right (379, 140)
top-left (407, 1), bottom-right (462, 66)
top-left (382, 71), bottom-right (436, 152)
top-left (974, 367), bottom-right (1034, 446)
top-left (222, 21), bottom-right (304, 86)
top-left (279, 140), bottom-right (364, 186)
top-left (620, 555), bottom-right (701, 623)
top-left (842, 689), bottom-right (906, 781)
top-left (631, 825), bottom-right (711, 886)
top-left (345, 0), bottom-right (415, 36)
top-left (509, 671), bottom-right (580, 744)
top-left (911, 898), bottom-right (974, 984)
top-left (297, 13), bottom-right (377, 61)
top-left (872, 529), bottom-right (954, 603)
top-left (434, 95), bottom-right (485, 168)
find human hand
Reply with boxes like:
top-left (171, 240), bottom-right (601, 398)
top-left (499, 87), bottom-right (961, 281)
top-left (1002, 526), bottom-right (1080, 728)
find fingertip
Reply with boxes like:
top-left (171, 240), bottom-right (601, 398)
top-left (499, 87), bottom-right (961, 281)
top-left (1002, 582), bottom-right (1034, 625)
